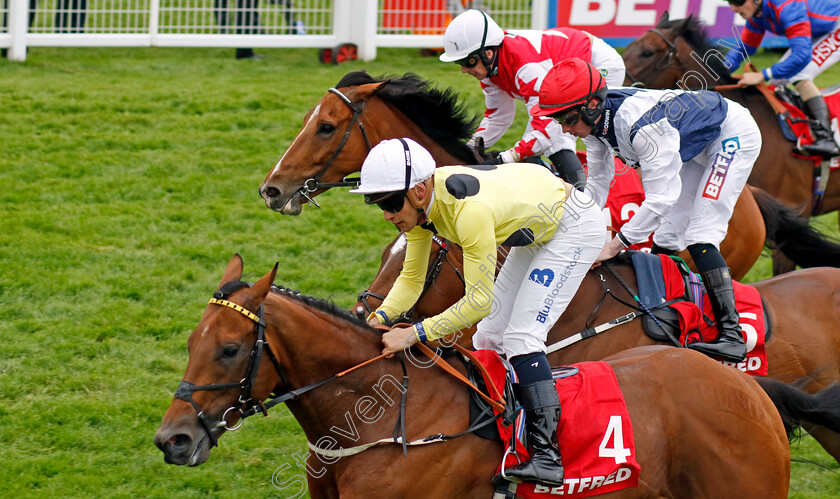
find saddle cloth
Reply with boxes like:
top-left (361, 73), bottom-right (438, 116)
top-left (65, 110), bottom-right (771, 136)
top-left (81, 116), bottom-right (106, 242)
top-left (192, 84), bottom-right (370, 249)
top-left (772, 84), bottom-right (840, 170)
top-left (471, 350), bottom-right (641, 499)
top-left (632, 251), bottom-right (768, 375)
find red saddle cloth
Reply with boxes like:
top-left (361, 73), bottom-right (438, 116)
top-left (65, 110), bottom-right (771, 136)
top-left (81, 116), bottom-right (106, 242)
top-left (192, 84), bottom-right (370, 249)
top-left (471, 350), bottom-right (641, 499)
top-left (658, 255), bottom-right (768, 375)
top-left (771, 85), bottom-right (840, 170)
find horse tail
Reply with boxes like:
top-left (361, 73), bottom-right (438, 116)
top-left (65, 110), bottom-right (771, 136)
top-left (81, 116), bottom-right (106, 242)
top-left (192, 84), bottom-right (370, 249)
top-left (756, 378), bottom-right (840, 438)
top-left (751, 186), bottom-right (840, 268)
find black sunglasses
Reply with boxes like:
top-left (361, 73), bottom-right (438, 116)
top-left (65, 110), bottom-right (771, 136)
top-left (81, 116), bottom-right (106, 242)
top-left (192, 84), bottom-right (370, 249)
top-left (366, 190), bottom-right (407, 213)
top-left (552, 107), bottom-right (584, 126)
top-left (457, 53), bottom-right (481, 69)
top-left (726, 0), bottom-right (747, 5)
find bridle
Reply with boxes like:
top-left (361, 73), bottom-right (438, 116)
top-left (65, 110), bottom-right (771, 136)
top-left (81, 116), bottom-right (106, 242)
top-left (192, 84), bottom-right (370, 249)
top-left (624, 29), bottom-right (687, 88)
top-left (357, 235), bottom-right (466, 323)
top-left (297, 87), bottom-right (373, 208)
top-left (173, 294), bottom-right (287, 449)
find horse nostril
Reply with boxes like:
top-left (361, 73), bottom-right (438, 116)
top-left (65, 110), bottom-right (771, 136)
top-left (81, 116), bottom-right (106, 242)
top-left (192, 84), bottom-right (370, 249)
top-left (264, 186), bottom-right (280, 198)
top-left (162, 433), bottom-right (192, 453)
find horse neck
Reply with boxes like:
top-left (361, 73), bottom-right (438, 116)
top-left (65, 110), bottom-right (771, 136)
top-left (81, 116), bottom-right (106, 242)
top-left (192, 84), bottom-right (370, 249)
top-left (265, 292), bottom-right (471, 446)
top-left (366, 98), bottom-right (469, 166)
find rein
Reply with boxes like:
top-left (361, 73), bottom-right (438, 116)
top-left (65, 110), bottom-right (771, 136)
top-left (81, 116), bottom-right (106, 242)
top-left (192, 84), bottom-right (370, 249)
top-left (357, 236), bottom-right (466, 322)
top-left (624, 28), bottom-right (687, 88)
top-left (297, 87), bottom-right (372, 207)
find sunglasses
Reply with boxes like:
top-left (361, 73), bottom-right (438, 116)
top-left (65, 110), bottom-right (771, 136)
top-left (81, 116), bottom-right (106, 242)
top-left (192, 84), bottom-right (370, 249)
top-left (365, 190), bottom-right (407, 213)
top-left (457, 53), bottom-right (481, 69)
top-left (726, 0), bottom-right (747, 5)
top-left (552, 107), bottom-right (584, 126)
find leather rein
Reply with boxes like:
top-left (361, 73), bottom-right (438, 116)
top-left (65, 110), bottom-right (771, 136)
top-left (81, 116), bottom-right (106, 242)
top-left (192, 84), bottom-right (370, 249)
top-left (297, 87), bottom-right (372, 208)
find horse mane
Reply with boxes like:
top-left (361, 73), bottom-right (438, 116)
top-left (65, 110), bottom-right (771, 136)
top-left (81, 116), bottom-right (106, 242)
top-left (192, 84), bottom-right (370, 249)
top-left (336, 71), bottom-right (480, 164)
top-left (218, 280), bottom-right (374, 334)
top-left (656, 14), bottom-right (738, 85)
top-left (270, 284), bottom-right (378, 334)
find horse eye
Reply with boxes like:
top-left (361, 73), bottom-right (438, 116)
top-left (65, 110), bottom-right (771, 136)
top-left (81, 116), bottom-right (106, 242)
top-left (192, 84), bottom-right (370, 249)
top-left (317, 123), bottom-right (336, 135)
top-left (641, 50), bottom-right (654, 57)
top-left (221, 345), bottom-right (239, 359)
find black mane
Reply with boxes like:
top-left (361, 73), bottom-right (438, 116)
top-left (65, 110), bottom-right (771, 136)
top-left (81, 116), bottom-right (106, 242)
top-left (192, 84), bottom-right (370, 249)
top-left (270, 284), bottom-right (374, 331)
top-left (336, 71), bottom-right (480, 164)
top-left (657, 14), bottom-right (738, 85)
top-left (217, 280), bottom-right (373, 332)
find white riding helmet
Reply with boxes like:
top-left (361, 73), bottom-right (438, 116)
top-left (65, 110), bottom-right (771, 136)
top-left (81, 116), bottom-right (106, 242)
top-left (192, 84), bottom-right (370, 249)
top-left (439, 9), bottom-right (505, 63)
top-left (350, 138), bottom-right (436, 196)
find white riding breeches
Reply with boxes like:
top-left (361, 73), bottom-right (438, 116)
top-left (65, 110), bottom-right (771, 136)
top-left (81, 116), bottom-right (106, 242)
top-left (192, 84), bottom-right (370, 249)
top-left (652, 102), bottom-right (761, 250)
top-left (473, 189), bottom-right (606, 358)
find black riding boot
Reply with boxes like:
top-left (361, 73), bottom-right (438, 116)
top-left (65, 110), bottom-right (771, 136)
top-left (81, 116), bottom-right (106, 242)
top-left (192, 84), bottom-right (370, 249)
top-left (548, 150), bottom-right (587, 191)
top-left (688, 267), bottom-right (747, 363)
top-left (802, 96), bottom-right (840, 158)
top-left (503, 380), bottom-right (565, 486)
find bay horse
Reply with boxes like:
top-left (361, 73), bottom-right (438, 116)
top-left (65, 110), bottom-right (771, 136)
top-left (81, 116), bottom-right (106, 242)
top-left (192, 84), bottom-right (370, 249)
top-left (258, 71), bottom-right (840, 279)
top-left (621, 12), bottom-right (840, 272)
top-left (156, 255), bottom-right (840, 497)
top-left (355, 233), bottom-right (840, 463)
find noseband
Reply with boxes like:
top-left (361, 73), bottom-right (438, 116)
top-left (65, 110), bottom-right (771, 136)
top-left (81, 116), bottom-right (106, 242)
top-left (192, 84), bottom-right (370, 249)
top-left (624, 29), bottom-right (687, 88)
top-left (172, 294), bottom-right (286, 448)
top-left (357, 236), bottom-right (466, 323)
top-left (298, 87), bottom-right (373, 207)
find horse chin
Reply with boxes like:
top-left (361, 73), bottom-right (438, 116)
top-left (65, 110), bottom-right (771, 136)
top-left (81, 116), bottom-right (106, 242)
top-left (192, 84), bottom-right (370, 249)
top-left (186, 437), bottom-right (212, 467)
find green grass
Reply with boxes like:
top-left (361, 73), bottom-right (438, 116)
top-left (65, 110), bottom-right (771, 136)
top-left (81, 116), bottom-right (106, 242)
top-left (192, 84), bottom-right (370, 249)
top-left (1, 46), bottom-right (839, 497)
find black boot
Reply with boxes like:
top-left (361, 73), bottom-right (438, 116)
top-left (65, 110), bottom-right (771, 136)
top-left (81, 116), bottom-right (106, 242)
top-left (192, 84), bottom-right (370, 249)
top-left (688, 267), bottom-right (747, 363)
top-left (503, 380), bottom-right (565, 485)
top-left (801, 96), bottom-right (840, 158)
top-left (548, 150), bottom-right (587, 191)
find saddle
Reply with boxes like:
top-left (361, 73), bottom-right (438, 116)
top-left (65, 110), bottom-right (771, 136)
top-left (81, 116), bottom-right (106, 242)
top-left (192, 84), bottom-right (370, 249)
top-left (627, 251), bottom-right (770, 375)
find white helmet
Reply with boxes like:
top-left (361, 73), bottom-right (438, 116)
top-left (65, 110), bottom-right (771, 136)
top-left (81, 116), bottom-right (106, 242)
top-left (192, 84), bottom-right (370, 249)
top-left (350, 138), bottom-right (436, 197)
top-left (439, 10), bottom-right (504, 63)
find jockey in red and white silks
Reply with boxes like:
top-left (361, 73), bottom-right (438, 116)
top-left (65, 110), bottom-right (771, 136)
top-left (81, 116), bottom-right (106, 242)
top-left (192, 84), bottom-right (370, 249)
top-left (440, 9), bottom-right (625, 188)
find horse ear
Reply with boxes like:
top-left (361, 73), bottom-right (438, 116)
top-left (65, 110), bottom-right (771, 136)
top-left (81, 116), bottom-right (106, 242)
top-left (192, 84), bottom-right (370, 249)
top-left (219, 254), bottom-right (244, 289)
top-left (671, 16), bottom-right (692, 34)
top-left (657, 10), bottom-right (670, 28)
top-left (250, 262), bottom-right (278, 302)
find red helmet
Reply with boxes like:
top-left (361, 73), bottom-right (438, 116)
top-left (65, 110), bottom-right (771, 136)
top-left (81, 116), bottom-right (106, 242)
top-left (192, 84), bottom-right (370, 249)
top-left (531, 58), bottom-right (608, 125)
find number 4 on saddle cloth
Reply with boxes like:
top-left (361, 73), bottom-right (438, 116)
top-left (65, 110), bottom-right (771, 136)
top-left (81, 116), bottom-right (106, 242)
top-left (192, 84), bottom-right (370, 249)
top-left (629, 251), bottom-right (769, 375)
top-left (466, 350), bottom-right (642, 499)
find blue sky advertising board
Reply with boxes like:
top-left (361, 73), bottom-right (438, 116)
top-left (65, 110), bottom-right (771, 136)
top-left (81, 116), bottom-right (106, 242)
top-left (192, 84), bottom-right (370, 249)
top-left (551, 0), bottom-right (788, 48)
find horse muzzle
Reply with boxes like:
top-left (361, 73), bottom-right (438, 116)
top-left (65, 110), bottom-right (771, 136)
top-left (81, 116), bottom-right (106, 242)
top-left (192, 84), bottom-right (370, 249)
top-left (154, 421), bottom-right (218, 466)
top-left (259, 183), bottom-right (304, 215)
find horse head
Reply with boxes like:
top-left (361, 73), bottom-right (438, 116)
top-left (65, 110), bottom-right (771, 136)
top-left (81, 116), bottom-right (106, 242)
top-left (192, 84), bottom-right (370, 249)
top-left (154, 254), bottom-right (282, 466)
top-left (155, 255), bottom-right (388, 467)
top-left (259, 76), bottom-right (388, 215)
top-left (259, 71), bottom-right (478, 215)
top-left (623, 12), bottom-right (736, 89)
